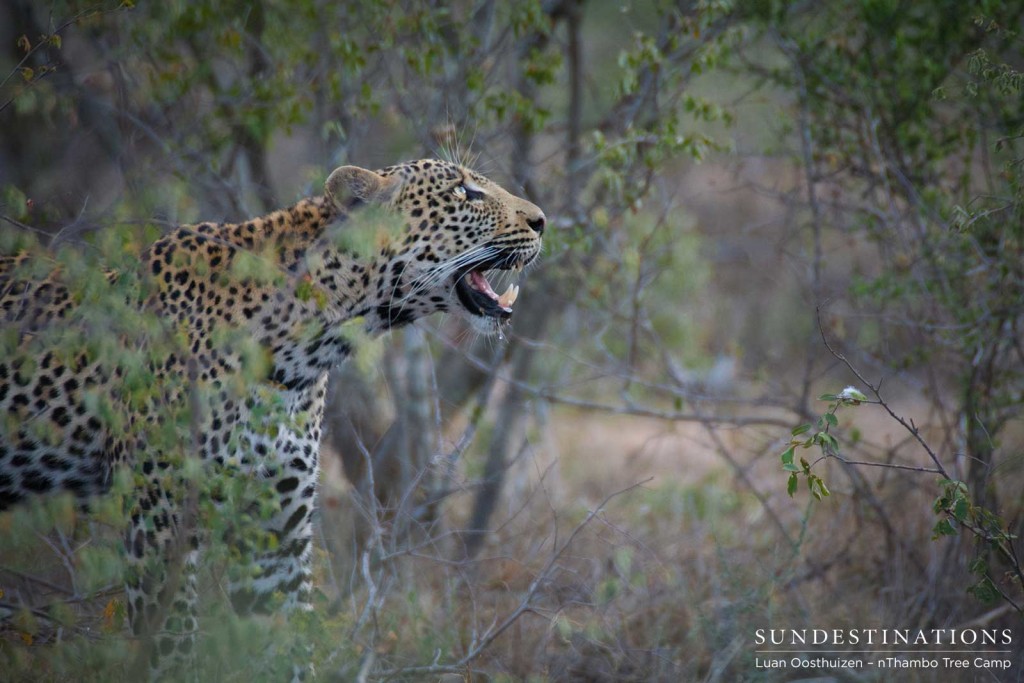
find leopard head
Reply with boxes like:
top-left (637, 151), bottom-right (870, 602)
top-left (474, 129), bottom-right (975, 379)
top-left (325, 159), bottom-right (545, 335)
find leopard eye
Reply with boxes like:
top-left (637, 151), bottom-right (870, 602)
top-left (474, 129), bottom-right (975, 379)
top-left (454, 183), bottom-right (485, 202)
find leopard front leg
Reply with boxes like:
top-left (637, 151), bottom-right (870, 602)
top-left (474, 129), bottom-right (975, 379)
top-left (124, 473), bottom-right (201, 681)
top-left (226, 375), bottom-right (327, 680)
top-left (226, 436), bottom-right (320, 683)
top-left (226, 457), bottom-right (318, 616)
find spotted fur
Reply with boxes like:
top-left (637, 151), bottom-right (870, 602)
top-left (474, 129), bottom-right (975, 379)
top-left (0, 159), bottom-right (544, 678)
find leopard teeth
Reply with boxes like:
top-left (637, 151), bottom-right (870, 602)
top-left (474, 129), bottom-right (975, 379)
top-left (497, 283), bottom-right (520, 309)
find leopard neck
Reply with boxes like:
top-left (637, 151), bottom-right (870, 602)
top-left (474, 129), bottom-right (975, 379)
top-left (210, 196), bottom-right (400, 332)
top-left (216, 196), bottom-right (339, 266)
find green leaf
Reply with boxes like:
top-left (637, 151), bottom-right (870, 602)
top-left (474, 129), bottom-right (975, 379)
top-left (932, 518), bottom-right (957, 538)
top-left (824, 413), bottom-right (838, 427)
top-left (939, 479), bottom-right (969, 494)
top-left (781, 447), bottom-right (799, 471)
top-left (967, 577), bottom-right (999, 604)
top-left (787, 473), bottom-right (798, 497)
top-left (791, 423), bottom-right (812, 436)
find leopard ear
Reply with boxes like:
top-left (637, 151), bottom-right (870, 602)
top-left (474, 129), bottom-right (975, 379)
top-left (325, 166), bottom-right (402, 208)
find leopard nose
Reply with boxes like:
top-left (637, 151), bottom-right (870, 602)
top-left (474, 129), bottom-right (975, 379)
top-left (527, 214), bottom-right (546, 236)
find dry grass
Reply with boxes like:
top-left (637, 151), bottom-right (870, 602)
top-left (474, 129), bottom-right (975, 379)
top-left (312, 399), bottom-right (1024, 682)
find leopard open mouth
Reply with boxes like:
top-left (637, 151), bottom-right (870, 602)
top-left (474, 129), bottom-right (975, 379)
top-left (454, 252), bottom-right (527, 320)
top-left (455, 270), bottom-right (519, 319)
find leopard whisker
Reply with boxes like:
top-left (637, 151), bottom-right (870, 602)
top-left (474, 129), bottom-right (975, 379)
top-left (384, 245), bottom-right (497, 317)
top-left (416, 244), bottom-right (500, 289)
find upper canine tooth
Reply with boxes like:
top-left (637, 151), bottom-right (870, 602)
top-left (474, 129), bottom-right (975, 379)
top-left (498, 283), bottom-right (519, 309)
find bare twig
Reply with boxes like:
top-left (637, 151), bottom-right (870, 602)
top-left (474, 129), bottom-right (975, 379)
top-left (368, 478), bottom-right (652, 681)
top-left (829, 455), bottom-right (942, 475)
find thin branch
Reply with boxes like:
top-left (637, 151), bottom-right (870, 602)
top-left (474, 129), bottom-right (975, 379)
top-left (0, 6), bottom-right (118, 114)
top-left (536, 392), bottom-right (795, 429)
top-left (816, 310), bottom-right (1023, 613)
top-left (830, 454), bottom-right (943, 475)
top-left (0, 567), bottom-right (74, 597)
top-left (699, 419), bottom-right (796, 549)
top-left (370, 478), bottom-right (652, 681)
top-left (817, 307), bottom-right (950, 479)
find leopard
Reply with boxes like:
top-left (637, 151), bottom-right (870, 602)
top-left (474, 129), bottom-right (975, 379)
top-left (0, 159), bottom-right (545, 678)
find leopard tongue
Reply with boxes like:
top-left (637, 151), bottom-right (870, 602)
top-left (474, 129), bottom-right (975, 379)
top-left (468, 270), bottom-right (498, 299)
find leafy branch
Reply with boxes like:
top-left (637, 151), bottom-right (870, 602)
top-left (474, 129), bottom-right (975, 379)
top-left (779, 317), bottom-right (1024, 615)
top-left (0, 4), bottom-right (124, 115)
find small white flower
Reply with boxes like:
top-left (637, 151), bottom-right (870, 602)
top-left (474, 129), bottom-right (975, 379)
top-left (837, 386), bottom-right (868, 402)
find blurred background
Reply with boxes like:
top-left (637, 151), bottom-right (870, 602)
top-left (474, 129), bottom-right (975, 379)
top-left (2, 1), bottom-right (1023, 680)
